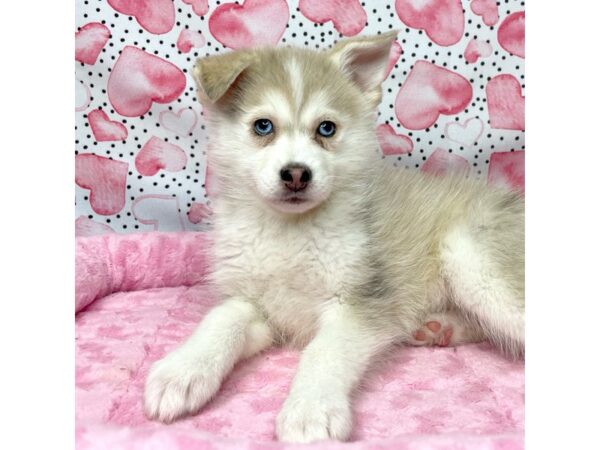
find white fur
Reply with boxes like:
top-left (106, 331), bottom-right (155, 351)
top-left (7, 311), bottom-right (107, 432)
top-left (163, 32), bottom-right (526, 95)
top-left (276, 302), bottom-right (388, 443)
top-left (441, 225), bottom-right (524, 352)
top-left (144, 299), bottom-right (272, 423)
top-left (286, 57), bottom-right (304, 110)
top-left (211, 195), bottom-right (370, 346)
top-left (253, 131), bottom-right (333, 214)
top-left (248, 90), bottom-right (294, 124)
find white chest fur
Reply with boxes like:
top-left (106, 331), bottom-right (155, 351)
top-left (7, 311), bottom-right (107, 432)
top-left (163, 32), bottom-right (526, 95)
top-left (212, 205), bottom-right (368, 346)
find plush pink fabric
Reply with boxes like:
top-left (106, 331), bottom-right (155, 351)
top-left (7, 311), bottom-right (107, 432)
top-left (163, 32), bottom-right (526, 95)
top-left (75, 232), bottom-right (524, 450)
top-left (75, 232), bottom-right (211, 313)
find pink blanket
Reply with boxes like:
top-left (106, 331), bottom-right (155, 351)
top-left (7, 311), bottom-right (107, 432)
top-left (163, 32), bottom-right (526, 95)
top-left (75, 232), bottom-right (524, 450)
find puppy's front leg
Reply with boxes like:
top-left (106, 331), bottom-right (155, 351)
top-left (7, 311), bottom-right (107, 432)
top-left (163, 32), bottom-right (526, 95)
top-left (145, 298), bottom-right (272, 423)
top-left (276, 303), bottom-right (390, 443)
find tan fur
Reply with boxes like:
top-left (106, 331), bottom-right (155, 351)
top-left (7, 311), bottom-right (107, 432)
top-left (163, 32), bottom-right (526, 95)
top-left (356, 166), bottom-right (524, 356)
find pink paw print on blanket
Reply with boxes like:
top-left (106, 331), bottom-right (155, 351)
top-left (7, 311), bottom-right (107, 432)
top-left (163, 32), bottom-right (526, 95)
top-left (209, 0), bottom-right (289, 49)
top-left (299, 0), bottom-right (367, 36)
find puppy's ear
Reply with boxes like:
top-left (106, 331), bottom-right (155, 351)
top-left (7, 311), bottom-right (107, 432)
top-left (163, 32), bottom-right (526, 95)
top-left (193, 50), bottom-right (255, 104)
top-left (328, 31), bottom-right (398, 101)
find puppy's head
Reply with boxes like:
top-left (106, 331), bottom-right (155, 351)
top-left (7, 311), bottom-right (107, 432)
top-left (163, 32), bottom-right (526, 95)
top-left (194, 32), bottom-right (396, 215)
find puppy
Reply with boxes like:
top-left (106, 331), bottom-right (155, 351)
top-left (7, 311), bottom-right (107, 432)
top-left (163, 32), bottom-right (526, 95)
top-left (144, 31), bottom-right (524, 443)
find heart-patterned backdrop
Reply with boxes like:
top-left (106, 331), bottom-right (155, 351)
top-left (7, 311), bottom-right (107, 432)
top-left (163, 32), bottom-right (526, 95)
top-left (75, 0), bottom-right (525, 235)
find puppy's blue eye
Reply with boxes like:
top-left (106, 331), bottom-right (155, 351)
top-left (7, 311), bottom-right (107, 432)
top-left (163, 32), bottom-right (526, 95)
top-left (254, 119), bottom-right (273, 136)
top-left (317, 121), bottom-right (336, 138)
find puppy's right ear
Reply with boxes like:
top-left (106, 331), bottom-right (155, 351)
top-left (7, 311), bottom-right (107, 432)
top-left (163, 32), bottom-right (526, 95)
top-left (193, 50), bottom-right (255, 104)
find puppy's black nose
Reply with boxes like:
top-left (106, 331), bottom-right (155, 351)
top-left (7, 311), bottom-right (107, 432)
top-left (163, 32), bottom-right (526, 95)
top-left (280, 164), bottom-right (312, 192)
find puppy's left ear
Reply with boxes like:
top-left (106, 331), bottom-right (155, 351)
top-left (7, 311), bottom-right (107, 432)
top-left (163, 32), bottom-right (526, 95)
top-left (328, 31), bottom-right (398, 103)
top-left (192, 50), bottom-right (255, 104)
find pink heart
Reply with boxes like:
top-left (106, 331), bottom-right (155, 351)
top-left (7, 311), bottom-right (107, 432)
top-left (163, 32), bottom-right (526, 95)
top-left (107, 0), bottom-right (175, 34)
top-left (376, 124), bottom-right (413, 155)
top-left (108, 46), bottom-right (186, 117)
top-left (486, 74), bottom-right (525, 130)
top-left (135, 136), bottom-right (187, 176)
top-left (395, 61), bottom-right (472, 130)
top-left (395, 0), bottom-right (464, 46)
top-left (75, 78), bottom-right (91, 112)
top-left (75, 216), bottom-right (115, 237)
top-left (470, 0), bottom-right (499, 26)
top-left (176, 29), bottom-right (206, 53)
top-left (183, 0), bottom-right (209, 16)
top-left (464, 39), bottom-right (492, 64)
top-left (488, 151), bottom-right (524, 193)
top-left (132, 195), bottom-right (186, 231)
top-left (188, 202), bottom-right (213, 224)
top-left (88, 109), bottom-right (128, 142)
top-left (209, 0), bottom-right (289, 49)
top-left (75, 22), bottom-right (110, 65)
top-left (75, 154), bottom-right (129, 215)
top-left (298, 0), bottom-right (367, 36)
top-left (159, 107), bottom-right (198, 136)
top-left (445, 117), bottom-right (484, 147)
top-left (498, 11), bottom-right (525, 58)
top-left (421, 148), bottom-right (470, 177)
top-left (384, 41), bottom-right (403, 79)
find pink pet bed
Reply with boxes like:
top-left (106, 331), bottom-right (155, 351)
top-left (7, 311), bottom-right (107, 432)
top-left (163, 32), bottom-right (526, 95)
top-left (75, 232), bottom-right (524, 450)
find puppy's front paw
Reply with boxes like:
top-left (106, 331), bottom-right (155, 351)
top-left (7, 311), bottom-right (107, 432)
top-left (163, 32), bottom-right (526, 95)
top-left (276, 393), bottom-right (352, 443)
top-left (144, 351), bottom-right (220, 423)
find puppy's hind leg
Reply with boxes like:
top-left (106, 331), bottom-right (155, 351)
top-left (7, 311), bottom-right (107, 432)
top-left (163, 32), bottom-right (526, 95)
top-left (440, 220), bottom-right (524, 358)
top-left (144, 298), bottom-right (273, 423)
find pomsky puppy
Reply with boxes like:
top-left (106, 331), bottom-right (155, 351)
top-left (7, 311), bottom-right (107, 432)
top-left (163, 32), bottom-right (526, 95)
top-left (144, 31), bottom-right (524, 443)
